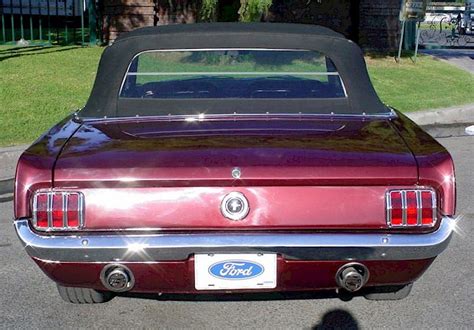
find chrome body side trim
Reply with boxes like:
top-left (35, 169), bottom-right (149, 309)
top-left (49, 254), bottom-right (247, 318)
top-left (13, 217), bottom-right (454, 263)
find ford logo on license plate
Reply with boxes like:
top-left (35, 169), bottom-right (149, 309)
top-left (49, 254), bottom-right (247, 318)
top-left (208, 260), bottom-right (264, 280)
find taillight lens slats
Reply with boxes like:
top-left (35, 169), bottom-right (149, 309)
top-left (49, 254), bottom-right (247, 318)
top-left (32, 191), bottom-right (84, 231)
top-left (405, 191), bottom-right (418, 226)
top-left (387, 189), bottom-right (437, 228)
top-left (389, 191), bottom-right (403, 226)
top-left (52, 193), bottom-right (64, 227)
top-left (34, 194), bottom-right (49, 228)
top-left (421, 191), bottom-right (435, 226)
top-left (66, 193), bottom-right (80, 228)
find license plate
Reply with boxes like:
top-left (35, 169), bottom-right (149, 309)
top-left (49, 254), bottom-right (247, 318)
top-left (194, 253), bottom-right (277, 290)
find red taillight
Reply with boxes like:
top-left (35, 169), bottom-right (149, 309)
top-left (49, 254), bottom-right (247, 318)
top-left (406, 191), bottom-right (418, 226)
top-left (387, 189), bottom-right (436, 228)
top-left (421, 191), bottom-right (435, 225)
top-left (67, 193), bottom-right (80, 228)
top-left (35, 194), bottom-right (48, 228)
top-left (389, 191), bottom-right (403, 226)
top-left (52, 193), bottom-right (64, 227)
top-left (32, 191), bottom-right (84, 231)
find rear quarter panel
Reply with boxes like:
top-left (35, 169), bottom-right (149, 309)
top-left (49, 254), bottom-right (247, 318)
top-left (14, 116), bottom-right (81, 219)
top-left (391, 111), bottom-right (456, 216)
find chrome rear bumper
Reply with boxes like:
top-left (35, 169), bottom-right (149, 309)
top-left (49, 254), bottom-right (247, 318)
top-left (14, 217), bottom-right (454, 262)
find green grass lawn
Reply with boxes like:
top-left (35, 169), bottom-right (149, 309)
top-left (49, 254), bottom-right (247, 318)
top-left (367, 55), bottom-right (474, 112)
top-left (1, 45), bottom-right (473, 147)
top-left (0, 46), bottom-right (102, 147)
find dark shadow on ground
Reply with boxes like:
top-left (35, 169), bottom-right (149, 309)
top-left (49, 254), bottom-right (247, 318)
top-left (313, 309), bottom-right (359, 330)
top-left (0, 45), bottom-right (47, 54)
top-left (118, 292), bottom-right (360, 328)
top-left (0, 195), bottom-right (13, 204)
top-left (117, 289), bottom-right (358, 302)
top-left (365, 50), bottom-right (428, 59)
top-left (0, 46), bottom-right (83, 62)
top-left (420, 49), bottom-right (474, 60)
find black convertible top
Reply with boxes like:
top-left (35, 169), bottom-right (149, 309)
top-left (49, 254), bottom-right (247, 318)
top-left (80, 23), bottom-right (389, 118)
top-left (115, 22), bottom-right (345, 41)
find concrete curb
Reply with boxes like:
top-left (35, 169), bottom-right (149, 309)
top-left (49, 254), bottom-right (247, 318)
top-left (0, 144), bottom-right (25, 197)
top-left (420, 49), bottom-right (474, 74)
top-left (0, 178), bottom-right (14, 196)
top-left (405, 104), bottom-right (474, 126)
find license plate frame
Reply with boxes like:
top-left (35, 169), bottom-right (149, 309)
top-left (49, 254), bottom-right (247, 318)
top-left (194, 253), bottom-right (277, 291)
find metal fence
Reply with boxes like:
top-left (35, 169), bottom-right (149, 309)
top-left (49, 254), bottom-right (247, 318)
top-left (419, 3), bottom-right (474, 48)
top-left (0, 0), bottom-right (98, 45)
top-left (420, 15), bottom-right (473, 47)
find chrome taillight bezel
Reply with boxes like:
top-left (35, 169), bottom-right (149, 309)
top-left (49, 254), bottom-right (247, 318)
top-left (32, 190), bottom-right (85, 231)
top-left (386, 189), bottom-right (437, 228)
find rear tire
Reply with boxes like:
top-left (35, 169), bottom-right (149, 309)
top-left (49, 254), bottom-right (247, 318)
top-left (57, 285), bottom-right (114, 304)
top-left (364, 284), bottom-right (413, 301)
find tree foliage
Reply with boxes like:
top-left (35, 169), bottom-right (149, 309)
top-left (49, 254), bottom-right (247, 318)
top-left (238, 0), bottom-right (273, 22)
top-left (200, 0), bottom-right (219, 21)
top-left (199, 0), bottom-right (273, 22)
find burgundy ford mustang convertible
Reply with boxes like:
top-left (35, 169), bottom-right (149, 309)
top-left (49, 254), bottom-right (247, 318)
top-left (14, 23), bottom-right (456, 303)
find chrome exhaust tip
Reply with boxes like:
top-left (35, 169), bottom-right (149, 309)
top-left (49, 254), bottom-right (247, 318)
top-left (100, 264), bottom-right (135, 293)
top-left (336, 262), bottom-right (369, 292)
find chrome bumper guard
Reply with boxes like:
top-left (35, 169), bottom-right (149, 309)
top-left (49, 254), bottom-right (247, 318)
top-left (14, 217), bottom-right (454, 263)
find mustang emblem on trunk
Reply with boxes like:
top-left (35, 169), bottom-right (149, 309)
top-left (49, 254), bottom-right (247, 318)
top-left (220, 192), bottom-right (250, 221)
top-left (231, 167), bottom-right (241, 179)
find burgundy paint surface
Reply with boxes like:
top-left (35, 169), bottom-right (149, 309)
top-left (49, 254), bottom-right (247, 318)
top-left (34, 257), bottom-right (435, 293)
top-left (391, 113), bottom-right (456, 215)
top-left (14, 116), bottom-right (81, 219)
top-left (15, 113), bottom-right (454, 295)
top-left (15, 115), bottom-right (455, 226)
top-left (47, 117), bottom-right (422, 230)
top-left (78, 185), bottom-right (422, 230)
top-left (53, 118), bottom-right (418, 187)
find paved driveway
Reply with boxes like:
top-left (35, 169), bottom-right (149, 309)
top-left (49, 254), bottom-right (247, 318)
top-left (421, 49), bottom-right (474, 73)
top-left (0, 136), bottom-right (473, 329)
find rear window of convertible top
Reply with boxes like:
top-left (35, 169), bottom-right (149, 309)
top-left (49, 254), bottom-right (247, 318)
top-left (119, 49), bottom-right (347, 100)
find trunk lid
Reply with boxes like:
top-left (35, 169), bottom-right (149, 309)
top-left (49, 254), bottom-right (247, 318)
top-left (54, 118), bottom-right (417, 186)
top-left (53, 117), bottom-right (417, 230)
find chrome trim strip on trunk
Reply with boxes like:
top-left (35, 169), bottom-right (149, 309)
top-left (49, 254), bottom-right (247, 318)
top-left (78, 111), bottom-right (397, 123)
top-left (13, 217), bottom-right (454, 263)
